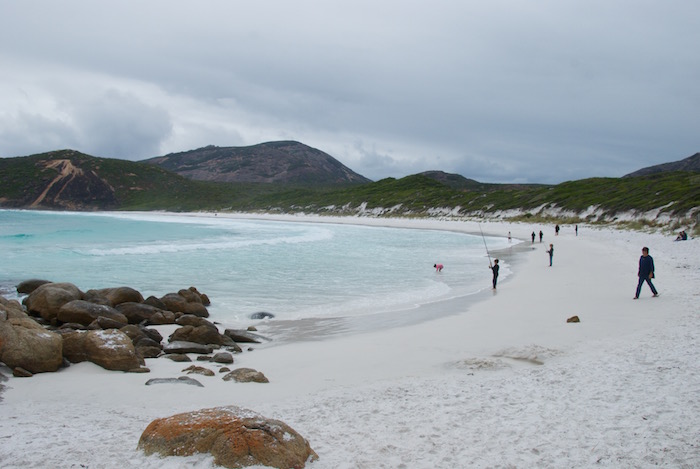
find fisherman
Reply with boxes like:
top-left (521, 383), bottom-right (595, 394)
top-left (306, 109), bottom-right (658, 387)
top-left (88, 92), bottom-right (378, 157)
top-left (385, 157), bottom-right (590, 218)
top-left (546, 243), bottom-right (554, 266)
top-left (490, 259), bottom-right (500, 289)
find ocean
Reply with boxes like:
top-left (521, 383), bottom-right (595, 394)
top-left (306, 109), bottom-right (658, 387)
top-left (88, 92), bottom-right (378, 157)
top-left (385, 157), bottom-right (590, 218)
top-left (0, 210), bottom-right (509, 335)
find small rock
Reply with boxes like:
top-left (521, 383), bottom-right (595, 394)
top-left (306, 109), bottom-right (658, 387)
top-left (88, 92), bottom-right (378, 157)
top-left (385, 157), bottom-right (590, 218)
top-left (13, 367), bottom-right (33, 378)
top-left (182, 365), bottom-right (215, 377)
top-left (222, 367), bottom-right (269, 383)
top-left (211, 352), bottom-right (234, 364)
top-left (223, 329), bottom-right (268, 344)
top-left (249, 311), bottom-right (275, 320)
top-left (145, 376), bottom-right (204, 387)
top-left (163, 353), bottom-right (192, 362)
top-left (163, 341), bottom-right (213, 355)
top-left (566, 315), bottom-right (581, 323)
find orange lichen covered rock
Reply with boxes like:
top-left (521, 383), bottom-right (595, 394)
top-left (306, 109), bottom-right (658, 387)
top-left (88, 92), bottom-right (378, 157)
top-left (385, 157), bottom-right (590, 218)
top-left (137, 406), bottom-right (318, 468)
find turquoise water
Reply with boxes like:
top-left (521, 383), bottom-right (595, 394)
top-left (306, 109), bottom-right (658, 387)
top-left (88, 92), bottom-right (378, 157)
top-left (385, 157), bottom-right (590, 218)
top-left (0, 210), bottom-right (509, 328)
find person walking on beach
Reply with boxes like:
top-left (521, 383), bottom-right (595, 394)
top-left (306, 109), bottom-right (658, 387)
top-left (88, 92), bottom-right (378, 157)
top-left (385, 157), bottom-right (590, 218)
top-left (490, 259), bottom-right (499, 289)
top-left (434, 263), bottom-right (444, 272)
top-left (575, 225), bottom-right (578, 236)
top-left (634, 247), bottom-right (659, 299)
top-left (508, 231), bottom-right (512, 243)
top-left (555, 224), bottom-right (560, 236)
top-left (546, 243), bottom-right (554, 266)
top-left (531, 231), bottom-right (536, 243)
top-left (539, 230), bottom-right (543, 243)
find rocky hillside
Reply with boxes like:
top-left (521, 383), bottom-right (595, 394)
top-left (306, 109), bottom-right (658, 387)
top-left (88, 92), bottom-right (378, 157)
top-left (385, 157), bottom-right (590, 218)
top-left (141, 141), bottom-right (371, 185)
top-left (623, 152), bottom-right (700, 177)
top-left (0, 149), bottom-right (206, 211)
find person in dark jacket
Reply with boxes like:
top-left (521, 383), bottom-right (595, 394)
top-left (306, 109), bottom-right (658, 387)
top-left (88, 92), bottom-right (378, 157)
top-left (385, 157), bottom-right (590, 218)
top-left (490, 259), bottom-right (499, 289)
top-left (634, 247), bottom-right (659, 299)
top-left (546, 244), bottom-right (554, 266)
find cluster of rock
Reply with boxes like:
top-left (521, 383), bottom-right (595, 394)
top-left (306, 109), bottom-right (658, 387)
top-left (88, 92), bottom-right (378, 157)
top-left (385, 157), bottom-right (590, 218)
top-left (0, 279), bottom-right (267, 380)
top-left (1, 280), bottom-right (318, 467)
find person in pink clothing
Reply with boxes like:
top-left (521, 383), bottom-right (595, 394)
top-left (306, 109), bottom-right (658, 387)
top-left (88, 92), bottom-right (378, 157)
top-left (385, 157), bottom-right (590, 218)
top-left (434, 263), bottom-right (444, 272)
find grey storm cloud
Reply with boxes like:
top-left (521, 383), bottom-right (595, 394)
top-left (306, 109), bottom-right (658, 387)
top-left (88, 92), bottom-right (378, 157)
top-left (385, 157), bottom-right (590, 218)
top-left (70, 89), bottom-right (173, 159)
top-left (0, 0), bottom-right (698, 183)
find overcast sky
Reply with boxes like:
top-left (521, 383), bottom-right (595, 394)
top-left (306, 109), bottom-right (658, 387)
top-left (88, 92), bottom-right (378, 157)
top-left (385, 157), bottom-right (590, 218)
top-left (1, 1), bottom-right (698, 183)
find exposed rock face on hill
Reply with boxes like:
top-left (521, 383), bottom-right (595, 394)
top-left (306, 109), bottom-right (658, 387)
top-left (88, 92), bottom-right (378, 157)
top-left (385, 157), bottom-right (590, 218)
top-left (142, 141), bottom-right (371, 184)
top-left (30, 154), bottom-right (117, 210)
top-left (623, 152), bottom-right (700, 177)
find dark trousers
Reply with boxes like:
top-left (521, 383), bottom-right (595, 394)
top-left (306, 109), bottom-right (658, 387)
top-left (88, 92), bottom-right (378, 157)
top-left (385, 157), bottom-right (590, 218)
top-left (635, 276), bottom-right (658, 298)
top-left (492, 274), bottom-right (498, 288)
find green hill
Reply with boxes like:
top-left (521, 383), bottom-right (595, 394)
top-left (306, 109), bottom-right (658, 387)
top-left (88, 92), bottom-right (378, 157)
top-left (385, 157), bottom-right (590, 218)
top-left (0, 149), bottom-right (698, 230)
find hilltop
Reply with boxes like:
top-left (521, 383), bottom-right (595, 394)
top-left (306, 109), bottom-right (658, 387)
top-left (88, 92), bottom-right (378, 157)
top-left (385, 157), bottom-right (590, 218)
top-left (141, 141), bottom-right (371, 185)
top-left (624, 152), bottom-right (700, 177)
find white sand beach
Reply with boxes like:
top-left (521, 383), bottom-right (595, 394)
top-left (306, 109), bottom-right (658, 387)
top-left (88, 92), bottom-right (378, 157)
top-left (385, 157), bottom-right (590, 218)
top-left (0, 216), bottom-right (698, 468)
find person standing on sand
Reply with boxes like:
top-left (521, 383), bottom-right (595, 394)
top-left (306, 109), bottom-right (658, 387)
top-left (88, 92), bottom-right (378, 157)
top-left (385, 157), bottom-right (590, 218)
top-left (634, 247), bottom-right (659, 299)
top-left (531, 231), bottom-right (536, 243)
top-left (490, 259), bottom-right (499, 289)
top-left (434, 263), bottom-right (443, 272)
top-left (539, 230), bottom-right (543, 243)
top-left (555, 224), bottom-right (560, 236)
top-left (546, 243), bottom-right (554, 266)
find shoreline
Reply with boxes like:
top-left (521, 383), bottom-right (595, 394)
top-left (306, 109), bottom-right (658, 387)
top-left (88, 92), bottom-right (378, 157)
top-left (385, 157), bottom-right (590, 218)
top-left (1, 214), bottom-right (698, 468)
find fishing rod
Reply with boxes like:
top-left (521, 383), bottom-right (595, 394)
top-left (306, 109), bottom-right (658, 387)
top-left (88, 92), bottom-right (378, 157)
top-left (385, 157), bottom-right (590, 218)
top-left (479, 223), bottom-right (492, 267)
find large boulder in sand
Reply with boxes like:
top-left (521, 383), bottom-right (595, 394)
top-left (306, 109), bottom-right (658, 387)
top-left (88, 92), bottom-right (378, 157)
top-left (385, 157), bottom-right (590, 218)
top-left (86, 286), bottom-right (144, 306)
top-left (160, 292), bottom-right (209, 318)
top-left (57, 300), bottom-right (128, 327)
top-left (176, 314), bottom-right (216, 328)
top-left (169, 324), bottom-right (233, 346)
top-left (84, 329), bottom-right (142, 371)
top-left (138, 406), bottom-right (318, 469)
top-left (0, 314), bottom-right (63, 373)
top-left (116, 302), bottom-right (176, 325)
top-left (60, 330), bottom-right (89, 363)
top-left (24, 282), bottom-right (83, 323)
top-left (16, 279), bottom-right (52, 295)
top-left (0, 297), bottom-right (27, 319)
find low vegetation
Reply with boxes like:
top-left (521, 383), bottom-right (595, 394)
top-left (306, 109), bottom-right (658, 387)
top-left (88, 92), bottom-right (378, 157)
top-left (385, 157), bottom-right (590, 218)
top-left (0, 150), bottom-right (697, 234)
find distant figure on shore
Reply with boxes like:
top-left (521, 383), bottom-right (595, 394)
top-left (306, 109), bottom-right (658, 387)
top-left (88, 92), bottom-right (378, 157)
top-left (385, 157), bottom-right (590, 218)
top-left (555, 224), bottom-right (560, 236)
top-left (490, 259), bottom-right (499, 289)
top-left (575, 225), bottom-right (578, 236)
top-left (539, 230), bottom-right (543, 243)
top-left (675, 231), bottom-right (687, 241)
top-left (434, 263), bottom-right (444, 272)
top-left (508, 231), bottom-right (512, 243)
top-left (634, 247), bottom-right (659, 299)
top-left (546, 244), bottom-right (554, 266)
top-left (531, 231), bottom-right (536, 243)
